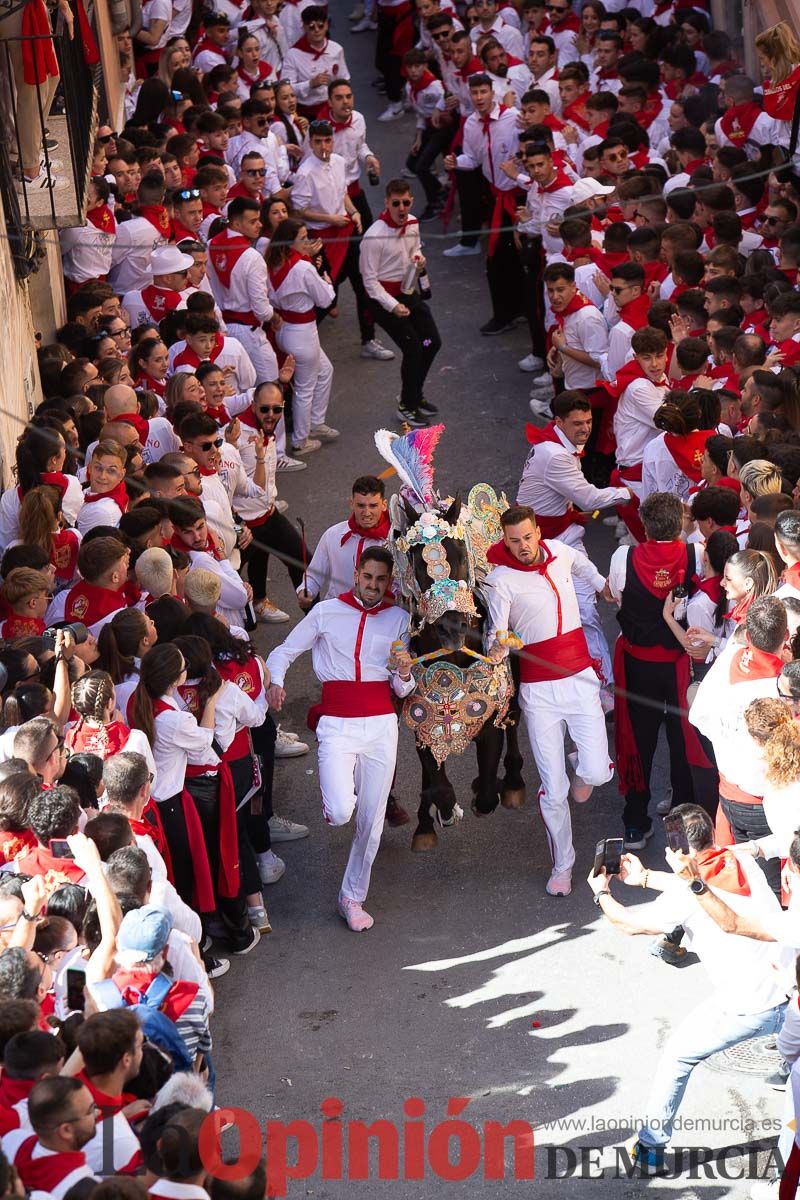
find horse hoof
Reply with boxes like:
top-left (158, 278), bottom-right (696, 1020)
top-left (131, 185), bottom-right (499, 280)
top-left (411, 832), bottom-right (438, 852)
top-left (501, 788), bottom-right (526, 810)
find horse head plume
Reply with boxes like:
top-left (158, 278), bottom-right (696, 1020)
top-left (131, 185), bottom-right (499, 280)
top-left (374, 425), bottom-right (444, 510)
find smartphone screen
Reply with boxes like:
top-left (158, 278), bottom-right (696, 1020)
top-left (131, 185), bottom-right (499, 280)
top-left (66, 968), bottom-right (85, 1013)
top-left (603, 837), bottom-right (624, 875)
top-left (49, 840), bottom-right (74, 859)
top-left (664, 814), bottom-right (690, 854)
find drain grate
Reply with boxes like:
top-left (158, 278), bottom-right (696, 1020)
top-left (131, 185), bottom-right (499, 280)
top-left (703, 1036), bottom-right (783, 1076)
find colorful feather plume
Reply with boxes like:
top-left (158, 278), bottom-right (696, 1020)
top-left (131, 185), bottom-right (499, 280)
top-left (374, 425), bottom-right (444, 507)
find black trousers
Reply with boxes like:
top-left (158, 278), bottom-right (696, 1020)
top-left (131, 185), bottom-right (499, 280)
top-left (244, 508), bottom-right (309, 600)
top-left (368, 292), bottom-right (442, 411)
top-left (619, 654), bottom-right (696, 833)
top-left (247, 714), bottom-right (277, 856)
top-left (185, 774), bottom-right (252, 950)
top-left (406, 125), bottom-right (452, 205)
top-left (229, 754), bottom-right (263, 898)
top-left (375, 6), bottom-right (405, 101)
top-left (486, 210), bottom-right (526, 325)
top-left (350, 186), bottom-right (374, 234)
top-left (720, 795), bottom-right (782, 897)
top-left (519, 234), bottom-right (546, 357)
top-left (319, 233), bottom-right (374, 344)
top-left (454, 167), bottom-right (487, 248)
top-left (157, 794), bottom-right (195, 907)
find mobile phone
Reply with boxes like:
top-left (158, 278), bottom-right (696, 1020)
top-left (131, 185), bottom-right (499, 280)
top-left (664, 813), bottom-right (690, 854)
top-left (593, 837), bottom-right (624, 877)
top-left (48, 839), bottom-right (74, 859)
top-left (66, 968), bottom-right (85, 1013)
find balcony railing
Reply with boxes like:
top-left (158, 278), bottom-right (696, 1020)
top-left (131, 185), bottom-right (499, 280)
top-left (0, 0), bottom-right (101, 248)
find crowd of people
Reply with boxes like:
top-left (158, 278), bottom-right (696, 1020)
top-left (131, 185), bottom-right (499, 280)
top-left (5, 0), bottom-right (800, 1191)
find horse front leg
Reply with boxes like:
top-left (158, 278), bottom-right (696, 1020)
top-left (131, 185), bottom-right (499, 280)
top-left (412, 745), bottom-right (458, 851)
top-left (471, 721), bottom-right (503, 816)
top-left (500, 706), bottom-right (526, 809)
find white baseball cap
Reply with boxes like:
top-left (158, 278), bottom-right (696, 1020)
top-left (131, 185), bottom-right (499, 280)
top-left (571, 178), bottom-right (615, 204)
top-left (151, 245), bottom-right (195, 276)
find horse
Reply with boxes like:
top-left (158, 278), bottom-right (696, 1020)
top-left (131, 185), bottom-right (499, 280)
top-left (391, 493), bottom-right (526, 852)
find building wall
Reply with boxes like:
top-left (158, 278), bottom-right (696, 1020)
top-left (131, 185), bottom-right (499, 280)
top-left (0, 199), bottom-right (42, 491)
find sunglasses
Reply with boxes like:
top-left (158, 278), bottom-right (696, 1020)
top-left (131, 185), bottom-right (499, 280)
top-left (432, 30), bottom-right (450, 38)
top-left (309, 119), bottom-right (332, 132)
top-left (253, 116), bottom-right (269, 125)
top-left (98, 133), bottom-right (117, 144)
top-left (244, 167), bottom-right (267, 176)
top-left (609, 284), bottom-right (631, 294)
top-left (546, 3), bottom-right (569, 10)
top-left (199, 438), bottom-right (224, 451)
top-left (305, 17), bottom-right (326, 25)
top-left (176, 188), bottom-right (200, 200)
top-left (763, 216), bottom-right (782, 224)
top-left (390, 198), bottom-right (413, 207)
top-left (258, 404), bottom-right (284, 414)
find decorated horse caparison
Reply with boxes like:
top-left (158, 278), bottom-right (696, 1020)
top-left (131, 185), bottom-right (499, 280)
top-left (375, 426), bottom-right (525, 852)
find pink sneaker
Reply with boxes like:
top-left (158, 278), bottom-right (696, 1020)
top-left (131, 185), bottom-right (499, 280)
top-left (338, 894), bottom-right (374, 931)
top-left (545, 870), bottom-right (572, 897)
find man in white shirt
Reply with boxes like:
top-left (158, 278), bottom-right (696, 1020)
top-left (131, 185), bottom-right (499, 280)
top-left (103, 384), bottom-right (181, 466)
top-left (298, 474), bottom-right (391, 607)
top-left (587, 803), bottom-right (791, 1173)
top-left (527, 34), bottom-right (561, 114)
top-left (121, 244), bottom-right (192, 331)
top-left (108, 173), bottom-right (169, 294)
top-left (324, 79), bottom-right (381, 235)
top-left (282, 6), bottom-right (349, 117)
top-left (266, 548), bottom-right (415, 931)
top-left (468, 0), bottom-right (524, 60)
top-left (170, 497), bottom-right (250, 627)
top-left (444, 74), bottom-right (525, 335)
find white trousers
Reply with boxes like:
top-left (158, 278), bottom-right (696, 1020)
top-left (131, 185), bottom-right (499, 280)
top-left (226, 323), bottom-right (285, 452)
top-left (316, 713), bottom-right (398, 902)
top-left (520, 669), bottom-right (613, 875)
top-left (573, 570), bottom-right (613, 687)
top-left (276, 322), bottom-right (334, 445)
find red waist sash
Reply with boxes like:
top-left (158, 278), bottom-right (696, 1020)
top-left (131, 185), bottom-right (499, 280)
top-left (307, 680), bottom-right (395, 730)
top-left (534, 510), bottom-right (587, 538)
top-left (276, 307), bottom-right (316, 324)
top-left (520, 626), bottom-right (592, 684)
top-left (222, 309), bottom-right (259, 326)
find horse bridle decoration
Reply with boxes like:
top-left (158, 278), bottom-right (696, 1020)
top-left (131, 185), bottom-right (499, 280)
top-left (395, 509), bottom-right (479, 629)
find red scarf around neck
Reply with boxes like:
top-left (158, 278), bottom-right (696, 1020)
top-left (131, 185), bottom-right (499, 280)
top-left (65, 580), bottom-right (126, 627)
top-left (86, 203), bottom-right (116, 234)
top-left (618, 292), bottom-right (652, 330)
top-left (596, 358), bottom-right (666, 402)
top-left (663, 429), bottom-right (717, 482)
top-left (378, 208), bottom-right (415, 236)
top-left (729, 643), bottom-right (784, 684)
top-left (695, 846), bottom-right (751, 895)
top-left (83, 479), bottom-right (129, 512)
top-left (629, 541), bottom-right (687, 598)
top-left (268, 249), bottom-right (306, 291)
top-left (762, 64), bottom-right (800, 123)
top-left (140, 284), bottom-right (181, 321)
top-left (110, 411), bottom-right (149, 444)
top-left (209, 231), bottom-right (252, 288)
top-left (719, 101), bottom-right (763, 145)
top-left (409, 69), bottom-right (437, 97)
top-left (337, 590), bottom-right (395, 614)
top-left (341, 511), bottom-right (392, 548)
top-left (486, 538), bottom-right (557, 574)
top-left (561, 92), bottom-right (591, 131)
top-left (552, 290), bottom-right (592, 328)
top-left (137, 205), bottom-right (171, 237)
top-left (293, 34), bottom-right (329, 59)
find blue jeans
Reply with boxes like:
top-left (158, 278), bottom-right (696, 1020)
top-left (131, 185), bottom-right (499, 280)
top-left (638, 995), bottom-right (787, 1148)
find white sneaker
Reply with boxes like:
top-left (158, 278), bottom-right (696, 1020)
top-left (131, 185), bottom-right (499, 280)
top-left (16, 170), bottom-right (68, 192)
top-left (546, 870), bottom-right (572, 896)
top-left (254, 598), bottom-right (290, 623)
top-left (257, 849), bottom-right (286, 885)
top-left (518, 352), bottom-right (545, 373)
top-left (443, 242), bottom-right (481, 257)
top-left (360, 338), bottom-right (395, 361)
top-left (311, 423), bottom-right (340, 441)
top-left (269, 814), bottom-right (310, 840)
top-left (276, 453), bottom-right (307, 472)
top-left (291, 437), bottom-right (322, 454)
top-left (377, 102), bottom-right (404, 122)
top-left (351, 15), bottom-right (378, 30)
top-left (248, 905), bottom-right (272, 933)
top-left (275, 728), bottom-right (310, 758)
top-left (529, 397), bottom-right (553, 418)
top-left (274, 499), bottom-right (289, 513)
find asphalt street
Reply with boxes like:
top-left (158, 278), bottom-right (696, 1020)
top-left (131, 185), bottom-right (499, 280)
top-left (212, 15), bottom-right (784, 1198)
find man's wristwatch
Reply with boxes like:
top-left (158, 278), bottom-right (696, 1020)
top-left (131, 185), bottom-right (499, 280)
top-left (20, 909), bottom-right (39, 921)
top-left (689, 878), bottom-right (709, 896)
top-left (593, 889), bottom-right (611, 906)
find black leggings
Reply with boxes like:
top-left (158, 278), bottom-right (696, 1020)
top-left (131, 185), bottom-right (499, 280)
top-left (368, 293), bottom-right (442, 411)
top-left (244, 508), bottom-right (309, 599)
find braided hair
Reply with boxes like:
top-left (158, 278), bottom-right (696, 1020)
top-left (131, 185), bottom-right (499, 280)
top-left (67, 672), bottom-right (116, 754)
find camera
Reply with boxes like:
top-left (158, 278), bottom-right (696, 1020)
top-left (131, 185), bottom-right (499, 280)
top-left (42, 622), bottom-right (89, 651)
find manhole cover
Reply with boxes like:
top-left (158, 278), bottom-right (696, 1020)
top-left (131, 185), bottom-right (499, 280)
top-left (703, 1036), bottom-right (783, 1076)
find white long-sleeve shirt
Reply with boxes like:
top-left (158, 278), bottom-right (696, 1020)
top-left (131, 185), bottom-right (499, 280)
top-left (359, 214), bottom-right (423, 312)
top-left (225, 129), bottom-right (284, 190)
top-left (206, 227), bottom-right (273, 324)
top-left (516, 425), bottom-right (628, 547)
top-left (149, 693), bottom-right (218, 802)
top-left (469, 16), bottom-right (524, 58)
top-left (290, 152), bottom-right (348, 226)
top-left (329, 110), bottom-right (374, 185)
top-left (406, 76), bottom-right (446, 128)
top-left (60, 223), bottom-right (115, 285)
top-left (0, 475), bottom-right (83, 550)
top-left (550, 302), bottom-right (609, 390)
top-left (172, 336), bottom-right (256, 394)
top-left (108, 217), bottom-right (167, 293)
top-left (282, 37), bottom-right (349, 107)
top-left (487, 63), bottom-right (532, 106)
top-left (456, 104), bottom-right (520, 190)
top-left (266, 594), bottom-right (414, 694)
top-left (641, 431), bottom-right (699, 502)
top-left (268, 255), bottom-right (335, 316)
top-left (484, 539), bottom-right (604, 647)
top-left (296, 518), bottom-right (388, 601)
top-left (612, 377), bottom-right (668, 473)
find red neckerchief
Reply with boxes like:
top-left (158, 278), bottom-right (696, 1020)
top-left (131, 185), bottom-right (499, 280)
top-left (37, 470), bottom-right (69, 497)
top-left (0, 615), bottom-right (45, 639)
top-left (12, 1135), bottom-right (88, 1194)
top-left (781, 266), bottom-right (800, 285)
top-left (550, 9), bottom-right (579, 31)
top-left (336, 590), bottom-right (395, 614)
top-left (0, 828), bottom-right (35, 865)
top-left (710, 59), bottom-right (741, 79)
top-left (171, 219), bottom-right (197, 243)
top-left (76, 1070), bottom-right (138, 1120)
top-left (206, 401), bottom-right (232, 425)
top-left (65, 580), bottom-right (126, 626)
top-left (480, 103), bottom-right (507, 135)
top-left (663, 429), bottom-right (717, 482)
top-left (596, 358), bottom-right (665, 402)
top-left (137, 204), bottom-right (171, 237)
top-left (0, 1076), bottom-right (35, 1112)
top-left (486, 538), bottom-right (558, 573)
top-left (553, 291), bottom-right (592, 327)
top-left (720, 101), bottom-right (763, 145)
top-left (86, 202), bottom-right (116, 234)
top-left (630, 541), bottom-right (687, 598)
top-left (341, 511), bottom-right (392, 547)
top-left (729, 643), bottom-right (783, 684)
top-left (226, 180), bottom-right (262, 202)
top-left (596, 67), bottom-right (619, 82)
top-left (696, 575), bottom-right (723, 603)
top-left (172, 333), bottom-right (225, 371)
top-left (742, 307), bottom-right (769, 335)
top-left (172, 530), bottom-right (222, 560)
top-left (561, 92), bottom-right (591, 131)
top-left (315, 101), bottom-right (351, 132)
top-left (202, 200), bottom-right (222, 218)
top-left (378, 208), bottom-right (416, 236)
top-left (762, 64), bottom-right (800, 123)
top-left (543, 112), bottom-right (565, 132)
top-left (139, 284), bottom-right (181, 322)
top-left (193, 35), bottom-right (228, 61)
top-left (66, 718), bottom-right (130, 758)
top-left (14, 845), bottom-right (86, 886)
top-left (595, 248), bottom-right (628, 277)
top-left (237, 60), bottom-right (272, 86)
top-left (135, 370), bottom-right (166, 398)
top-left (618, 292), bottom-right (652, 331)
top-left (217, 654), bottom-right (264, 700)
top-left (642, 259), bottom-right (668, 289)
top-left (638, 91), bottom-right (663, 128)
top-left (738, 207), bottom-right (760, 230)
top-left (293, 34), bottom-right (328, 60)
top-left (538, 168), bottom-right (573, 194)
top-left (83, 479), bottom-right (128, 511)
top-left (525, 420), bottom-right (583, 458)
top-left (268, 249), bottom-right (306, 290)
top-left (772, 336), bottom-right (800, 366)
top-left (111, 411), bottom-right (149, 444)
top-left (409, 69), bottom-right (437, 97)
top-left (51, 528), bottom-right (79, 581)
top-left (783, 562), bottom-right (800, 590)
top-left (695, 847), bottom-right (751, 895)
top-left (457, 54), bottom-right (484, 82)
top-left (209, 229), bottom-right (252, 288)
top-left (728, 588), bottom-right (751, 628)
